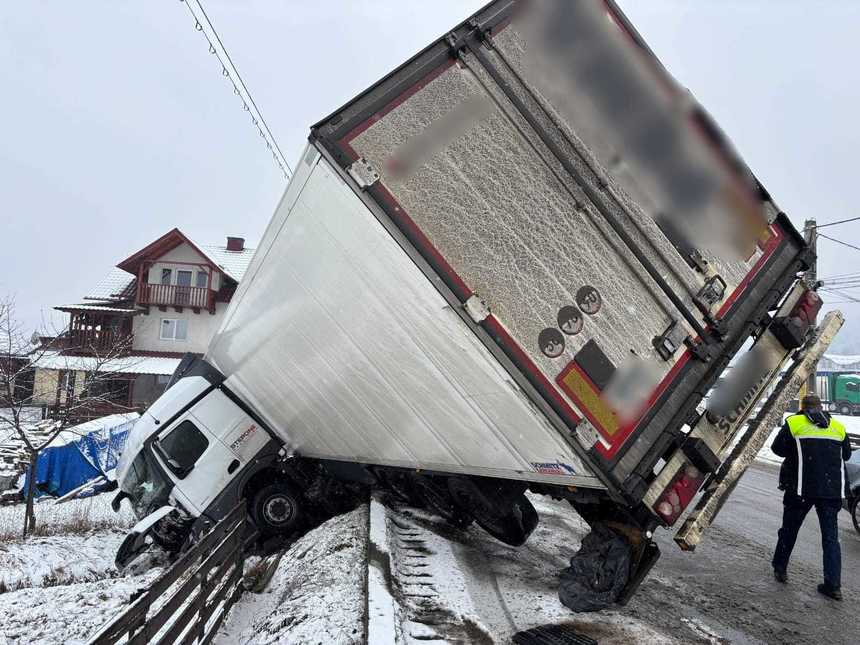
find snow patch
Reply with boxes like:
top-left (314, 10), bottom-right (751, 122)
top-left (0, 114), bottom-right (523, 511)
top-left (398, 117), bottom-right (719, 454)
top-left (0, 491), bottom-right (134, 541)
top-left (0, 569), bottom-right (160, 645)
top-left (0, 529), bottom-right (130, 591)
top-left (214, 505), bottom-right (368, 644)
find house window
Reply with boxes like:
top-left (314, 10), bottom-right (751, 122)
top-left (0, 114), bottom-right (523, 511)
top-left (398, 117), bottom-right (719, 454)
top-left (160, 319), bottom-right (188, 341)
top-left (176, 270), bottom-right (192, 287)
top-left (196, 271), bottom-right (209, 289)
top-left (161, 268), bottom-right (172, 285)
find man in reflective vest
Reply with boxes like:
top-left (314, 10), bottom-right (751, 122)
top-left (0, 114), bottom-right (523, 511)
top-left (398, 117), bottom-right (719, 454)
top-left (771, 394), bottom-right (852, 600)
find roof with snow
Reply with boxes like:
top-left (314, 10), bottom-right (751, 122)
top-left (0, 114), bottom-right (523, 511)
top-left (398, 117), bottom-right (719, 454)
top-left (55, 302), bottom-right (139, 314)
top-left (116, 228), bottom-right (255, 284)
top-left (30, 352), bottom-right (181, 376)
top-left (84, 268), bottom-right (136, 302)
top-left (200, 244), bottom-right (255, 282)
top-left (819, 354), bottom-right (860, 372)
top-left (74, 229), bottom-right (255, 312)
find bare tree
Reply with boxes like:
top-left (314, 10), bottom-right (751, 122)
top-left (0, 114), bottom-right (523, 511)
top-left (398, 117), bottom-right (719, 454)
top-left (0, 296), bottom-right (139, 537)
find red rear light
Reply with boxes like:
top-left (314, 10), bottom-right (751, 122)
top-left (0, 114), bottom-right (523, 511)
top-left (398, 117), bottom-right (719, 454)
top-left (771, 287), bottom-right (822, 349)
top-left (791, 290), bottom-right (822, 326)
top-left (653, 464), bottom-right (707, 525)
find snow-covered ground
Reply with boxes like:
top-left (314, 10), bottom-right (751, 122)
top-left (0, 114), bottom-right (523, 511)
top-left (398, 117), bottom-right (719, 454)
top-left (216, 497), bottom-right (677, 644)
top-left (0, 567), bottom-right (161, 645)
top-left (215, 506), bottom-right (369, 645)
top-left (0, 489), bottom-right (134, 541)
top-left (0, 492), bottom-right (156, 645)
top-left (0, 529), bottom-right (133, 592)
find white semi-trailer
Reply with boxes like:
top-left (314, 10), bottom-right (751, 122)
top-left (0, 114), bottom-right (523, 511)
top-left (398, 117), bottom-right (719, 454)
top-left (112, 1), bottom-right (830, 609)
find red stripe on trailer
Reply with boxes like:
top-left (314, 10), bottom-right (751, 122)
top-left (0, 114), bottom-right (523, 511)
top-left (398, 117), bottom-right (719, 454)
top-left (717, 225), bottom-right (783, 317)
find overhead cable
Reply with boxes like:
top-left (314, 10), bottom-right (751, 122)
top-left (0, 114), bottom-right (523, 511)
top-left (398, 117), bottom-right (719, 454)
top-left (812, 216), bottom-right (860, 230)
top-left (817, 232), bottom-right (860, 253)
top-left (180, 0), bottom-right (292, 179)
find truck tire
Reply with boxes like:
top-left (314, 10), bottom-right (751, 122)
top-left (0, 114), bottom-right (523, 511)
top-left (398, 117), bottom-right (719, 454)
top-left (380, 470), bottom-right (426, 508)
top-left (413, 475), bottom-right (474, 528)
top-left (838, 402), bottom-right (852, 415)
top-left (474, 495), bottom-right (539, 546)
top-left (559, 523), bottom-right (632, 612)
top-left (250, 483), bottom-right (303, 536)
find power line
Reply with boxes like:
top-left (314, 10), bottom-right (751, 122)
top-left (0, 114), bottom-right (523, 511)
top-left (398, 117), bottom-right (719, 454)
top-left (817, 232), bottom-right (860, 253)
top-left (812, 216), bottom-right (860, 230)
top-left (820, 287), bottom-right (860, 303)
top-left (180, 0), bottom-right (292, 179)
top-left (818, 270), bottom-right (860, 280)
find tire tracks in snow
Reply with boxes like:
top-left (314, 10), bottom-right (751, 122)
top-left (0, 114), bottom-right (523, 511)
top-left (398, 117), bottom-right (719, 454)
top-left (369, 495), bottom-right (497, 643)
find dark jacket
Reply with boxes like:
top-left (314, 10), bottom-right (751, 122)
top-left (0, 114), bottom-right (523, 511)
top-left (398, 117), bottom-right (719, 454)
top-left (772, 410), bottom-right (852, 499)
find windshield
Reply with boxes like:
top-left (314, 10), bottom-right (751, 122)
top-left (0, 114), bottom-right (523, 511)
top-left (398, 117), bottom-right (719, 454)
top-left (121, 448), bottom-right (172, 518)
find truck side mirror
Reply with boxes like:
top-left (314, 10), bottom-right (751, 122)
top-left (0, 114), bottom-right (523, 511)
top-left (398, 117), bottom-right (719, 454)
top-left (111, 490), bottom-right (129, 512)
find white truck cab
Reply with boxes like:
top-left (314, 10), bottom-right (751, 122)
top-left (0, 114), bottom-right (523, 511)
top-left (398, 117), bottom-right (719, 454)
top-left (114, 368), bottom-right (286, 564)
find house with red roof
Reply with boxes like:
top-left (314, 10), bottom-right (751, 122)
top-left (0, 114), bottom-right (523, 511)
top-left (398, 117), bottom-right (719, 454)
top-left (30, 229), bottom-right (254, 416)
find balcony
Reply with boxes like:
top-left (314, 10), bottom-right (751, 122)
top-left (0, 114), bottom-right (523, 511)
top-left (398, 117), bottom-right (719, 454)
top-left (139, 283), bottom-right (215, 312)
top-left (66, 329), bottom-right (133, 354)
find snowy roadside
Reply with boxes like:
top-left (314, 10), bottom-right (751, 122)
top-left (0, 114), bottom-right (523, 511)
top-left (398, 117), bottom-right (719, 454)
top-left (215, 496), bottom-right (678, 644)
top-left (0, 492), bottom-right (145, 643)
top-left (0, 569), bottom-right (161, 645)
top-left (213, 505), bottom-right (369, 645)
top-left (0, 491), bottom-right (135, 542)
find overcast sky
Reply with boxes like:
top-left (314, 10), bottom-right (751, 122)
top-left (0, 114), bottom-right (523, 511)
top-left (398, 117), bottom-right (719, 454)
top-left (2, 1), bottom-right (859, 350)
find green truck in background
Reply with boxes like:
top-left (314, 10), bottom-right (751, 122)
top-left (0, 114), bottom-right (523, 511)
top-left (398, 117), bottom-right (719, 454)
top-left (824, 373), bottom-right (860, 415)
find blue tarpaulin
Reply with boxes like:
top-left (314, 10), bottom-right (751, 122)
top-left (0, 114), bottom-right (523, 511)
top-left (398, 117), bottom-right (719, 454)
top-left (25, 413), bottom-right (139, 498)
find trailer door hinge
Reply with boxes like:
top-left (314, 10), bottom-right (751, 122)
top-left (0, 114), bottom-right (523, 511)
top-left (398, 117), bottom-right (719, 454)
top-left (684, 336), bottom-right (711, 362)
top-left (652, 320), bottom-right (687, 361)
top-left (347, 158), bottom-right (380, 189)
top-left (694, 275), bottom-right (727, 316)
top-left (464, 294), bottom-right (490, 323)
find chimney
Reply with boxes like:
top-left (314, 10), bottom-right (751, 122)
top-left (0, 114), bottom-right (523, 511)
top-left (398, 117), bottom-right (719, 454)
top-left (226, 236), bottom-right (245, 252)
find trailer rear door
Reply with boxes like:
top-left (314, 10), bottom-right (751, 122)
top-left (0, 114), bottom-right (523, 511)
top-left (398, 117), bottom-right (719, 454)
top-left (312, 0), bottom-right (806, 497)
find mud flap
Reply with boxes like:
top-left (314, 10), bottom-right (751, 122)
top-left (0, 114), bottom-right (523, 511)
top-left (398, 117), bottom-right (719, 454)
top-left (558, 524), bottom-right (633, 612)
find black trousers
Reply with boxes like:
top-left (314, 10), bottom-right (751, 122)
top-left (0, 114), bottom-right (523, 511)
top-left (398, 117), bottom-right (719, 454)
top-left (772, 491), bottom-right (842, 588)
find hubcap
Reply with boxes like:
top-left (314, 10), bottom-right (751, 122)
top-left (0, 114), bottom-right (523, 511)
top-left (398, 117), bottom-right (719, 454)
top-left (263, 495), bottom-right (294, 525)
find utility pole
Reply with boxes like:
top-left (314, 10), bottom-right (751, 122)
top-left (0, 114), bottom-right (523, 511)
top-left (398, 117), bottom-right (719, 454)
top-left (804, 218), bottom-right (818, 396)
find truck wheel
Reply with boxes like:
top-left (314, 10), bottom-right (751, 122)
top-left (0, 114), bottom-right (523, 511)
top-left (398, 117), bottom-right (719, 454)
top-left (413, 475), bottom-right (473, 528)
top-left (559, 523), bottom-right (633, 612)
top-left (851, 496), bottom-right (859, 535)
top-left (473, 495), bottom-right (539, 547)
top-left (250, 483), bottom-right (303, 536)
top-left (839, 403), bottom-right (851, 415)
top-left (380, 471), bottom-right (426, 508)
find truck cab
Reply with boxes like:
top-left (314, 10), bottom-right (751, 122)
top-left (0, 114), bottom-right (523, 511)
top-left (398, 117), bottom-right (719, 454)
top-left (830, 374), bottom-right (860, 416)
top-left (114, 372), bottom-right (281, 560)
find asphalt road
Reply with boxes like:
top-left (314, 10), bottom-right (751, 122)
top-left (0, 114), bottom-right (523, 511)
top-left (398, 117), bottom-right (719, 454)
top-left (625, 462), bottom-right (860, 644)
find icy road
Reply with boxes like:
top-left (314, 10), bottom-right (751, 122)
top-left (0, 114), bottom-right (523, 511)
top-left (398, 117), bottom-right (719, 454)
top-left (217, 461), bottom-right (858, 645)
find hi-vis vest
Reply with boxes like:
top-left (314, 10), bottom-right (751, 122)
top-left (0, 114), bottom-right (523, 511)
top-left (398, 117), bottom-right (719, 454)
top-left (786, 414), bottom-right (847, 498)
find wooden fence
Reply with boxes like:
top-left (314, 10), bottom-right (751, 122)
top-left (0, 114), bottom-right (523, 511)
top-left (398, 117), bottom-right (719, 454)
top-left (88, 502), bottom-right (248, 645)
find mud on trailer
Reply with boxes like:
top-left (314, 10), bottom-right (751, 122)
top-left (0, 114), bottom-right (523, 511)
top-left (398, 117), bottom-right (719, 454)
top-left (112, 1), bottom-right (830, 610)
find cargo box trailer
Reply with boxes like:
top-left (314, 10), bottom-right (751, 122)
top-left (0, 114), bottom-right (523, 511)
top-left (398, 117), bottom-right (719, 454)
top-left (112, 1), bottom-right (829, 610)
